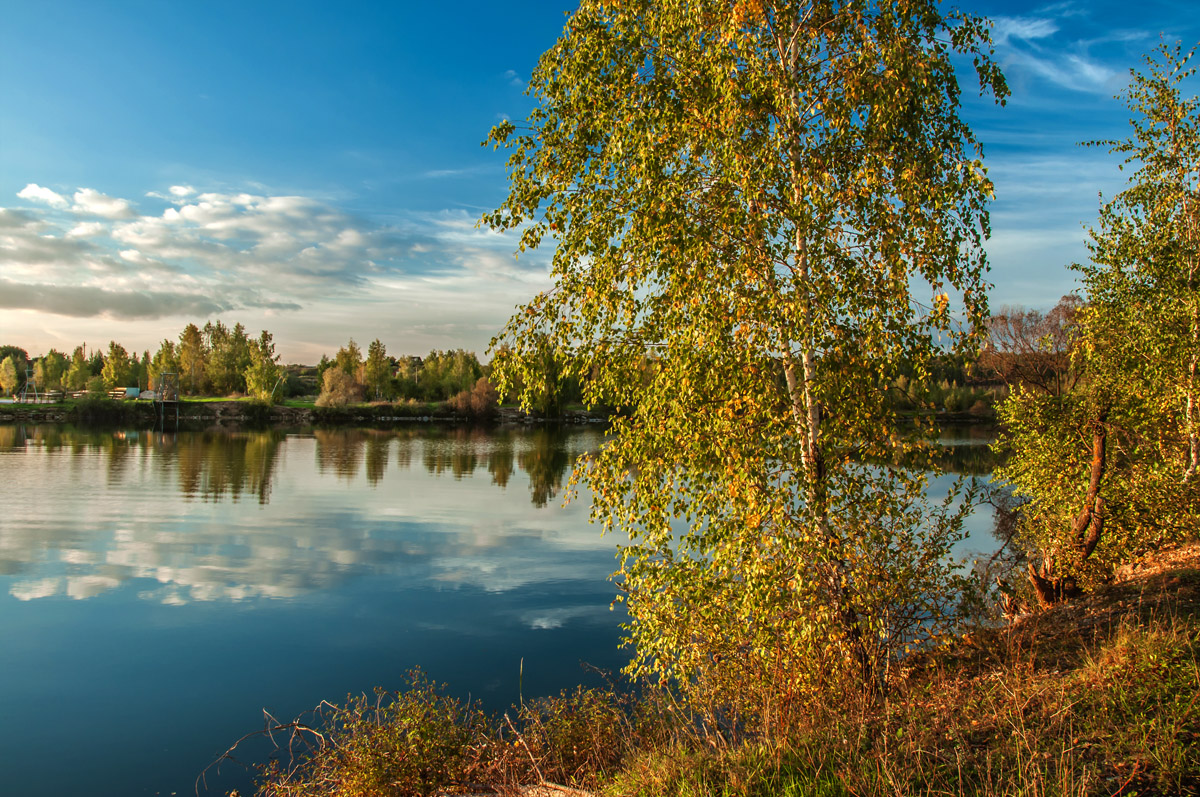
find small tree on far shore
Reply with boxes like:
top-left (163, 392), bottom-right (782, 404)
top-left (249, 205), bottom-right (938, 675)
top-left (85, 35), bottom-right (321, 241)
top-left (364, 339), bottom-right (392, 400)
top-left (245, 331), bottom-right (282, 402)
top-left (448, 377), bottom-right (500, 419)
top-left (34, 350), bottom-right (68, 391)
top-left (316, 368), bottom-right (363, 408)
top-left (0, 356), bottom-right (18, 396)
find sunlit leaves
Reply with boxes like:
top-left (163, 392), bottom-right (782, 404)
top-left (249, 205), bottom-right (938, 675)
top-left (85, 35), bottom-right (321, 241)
top-left (996, 41), bottom-right (1200, 588)
top-left (485, 0), bottom-right (1005, 717)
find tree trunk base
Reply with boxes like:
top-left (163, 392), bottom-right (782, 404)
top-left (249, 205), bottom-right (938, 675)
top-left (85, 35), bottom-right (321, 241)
top-left (1028, 562), bottom-right (1081, 608)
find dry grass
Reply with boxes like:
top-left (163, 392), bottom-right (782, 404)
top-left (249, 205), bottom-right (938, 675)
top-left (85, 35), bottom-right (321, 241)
top-left (238, 545), bottom-right (1200, 797)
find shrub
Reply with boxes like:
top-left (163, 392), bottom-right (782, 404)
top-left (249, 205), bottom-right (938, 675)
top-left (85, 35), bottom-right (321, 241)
top-left (448, 377), bottom-right (500, 419)
top-left (257, 672), bottom-right (491, 797)
top-left (968, 398), bottom-right (992, 417)
top-left (516, 686), bottom-right (633, 789)
top-left (85, 375), bottom-right (108, 397)
top-left (315, 368), bottom-right (363, 408)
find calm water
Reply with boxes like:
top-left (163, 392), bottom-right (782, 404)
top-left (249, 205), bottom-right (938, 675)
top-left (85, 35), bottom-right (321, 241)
top-left (0, 425), bottom-right (626, 797)
top-left (0, 423), bottom-right (998, 796)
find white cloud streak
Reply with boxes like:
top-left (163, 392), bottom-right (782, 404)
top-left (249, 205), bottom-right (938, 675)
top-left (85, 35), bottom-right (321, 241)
top-left (992, 16), bottom-right (1059, 44)
top-left (988, 5), bottom-right (1141, 95)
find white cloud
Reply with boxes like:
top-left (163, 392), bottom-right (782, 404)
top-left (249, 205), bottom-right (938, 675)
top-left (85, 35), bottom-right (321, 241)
top-left (17, 183), bottom-right (69, 209)
top-left (992, 16), bottom-right (1059, 45)
top-left (1065, 53), bottom-right (1115, 87)
top-left (988, 7), bottom-right (1139, 95)
top-left (67, 221), bottom-right (106, 238)
top-left (1002, 47), bottom-right (1117, 94)
top-left (169, 184), bottom-right (195, 197)
top-left (10, 577), bottom-right (62, 601)
top-left (118, 248), bottom-right (152, 263)
top-left (66, 574), bottom-right (122, 600)
top-left (0, 181), bottom-right (552, 362)
top-left (73, 188), bottom-right (136, 219)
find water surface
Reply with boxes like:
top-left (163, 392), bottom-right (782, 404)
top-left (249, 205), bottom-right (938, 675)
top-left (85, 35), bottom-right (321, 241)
top-left (0, 425), bottom-right (623, 797)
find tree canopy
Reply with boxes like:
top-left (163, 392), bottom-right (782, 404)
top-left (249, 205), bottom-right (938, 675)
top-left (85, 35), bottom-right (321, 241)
top-left (996, 41), bottom-right (1200, 603)
top-left (487, 0), bottom-right (1006, 714)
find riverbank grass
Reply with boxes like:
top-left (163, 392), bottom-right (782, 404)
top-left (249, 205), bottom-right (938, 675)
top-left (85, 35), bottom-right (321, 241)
top-left (242, 544), bottom-right (1199, 796)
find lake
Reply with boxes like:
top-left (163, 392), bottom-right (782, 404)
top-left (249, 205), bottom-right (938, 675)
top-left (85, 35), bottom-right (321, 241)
top-left (0, 423), bottom-right (998, 796)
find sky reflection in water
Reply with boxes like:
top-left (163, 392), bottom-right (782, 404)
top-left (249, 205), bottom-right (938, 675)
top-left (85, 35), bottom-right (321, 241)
top-left (0, 425), bottom-right (621, 797)
top-left (1, 426), bottom-right (601, 604)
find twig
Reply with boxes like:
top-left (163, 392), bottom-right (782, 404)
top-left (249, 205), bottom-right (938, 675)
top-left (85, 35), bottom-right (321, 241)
top-left (504, 711), bottom-right (545, 785)
top-left (195, 709), bottom-right (326, 796)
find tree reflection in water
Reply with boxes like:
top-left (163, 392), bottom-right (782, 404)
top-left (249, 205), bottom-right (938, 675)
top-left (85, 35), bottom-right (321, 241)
top-left (364, 433), bottom-right (390, 485)
top-left (314, 428), bottom-right (366, 481)
top-left (0, 423), bottom-right (993, 510)
top-left (0, 423), bottom-right (1007, 609)
top-left (1, 425), bottom-right (288, 503)
top-left (519, 427), bottom-right (572, 508)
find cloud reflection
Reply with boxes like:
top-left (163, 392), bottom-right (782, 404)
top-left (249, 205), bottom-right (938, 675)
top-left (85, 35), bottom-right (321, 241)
top-left (0, 426), bottom-right (609, 606)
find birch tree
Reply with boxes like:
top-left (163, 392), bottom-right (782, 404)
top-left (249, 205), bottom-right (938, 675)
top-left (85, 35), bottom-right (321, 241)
top-left (486, 0), bottom-right (1006, 715)
top-left (1085, 41), bottom-right (1200, 484)
top-left (364, 339), bottom-right (392, 400)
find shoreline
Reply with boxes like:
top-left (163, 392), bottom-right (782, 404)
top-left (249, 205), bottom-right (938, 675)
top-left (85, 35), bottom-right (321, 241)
top-left (0, 397), bottom-right (997, 429)
top-left (0, 398), bottom-right (611, 428)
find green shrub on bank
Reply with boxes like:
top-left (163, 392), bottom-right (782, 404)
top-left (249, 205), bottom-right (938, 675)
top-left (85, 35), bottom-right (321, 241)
top-left (257, 673), bottom-right (490, 797)
top-left (249, 674), bottom-right (646, 796)
top-left (309, 400), bottom-right (446, 425)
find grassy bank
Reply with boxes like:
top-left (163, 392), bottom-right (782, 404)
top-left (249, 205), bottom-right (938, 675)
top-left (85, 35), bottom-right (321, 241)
top-left (227, 545), bottom-right (1199, 797)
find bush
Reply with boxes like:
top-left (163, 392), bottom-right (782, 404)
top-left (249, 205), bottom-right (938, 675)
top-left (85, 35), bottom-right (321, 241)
top-left (256, 672), bottom-right (491, 797)
top-left (968, 398), bottom-right (993, 418)
top-left (516, 686), bottom-right (633, 788)
top-left (448, 377), bottom-right (500, 419)
top-left (85, 375), bottom-right (107, 397)
top-left (68, 396), bottom-right (145, 426)
top-left (245, 673), bottom-right (646, 797)
top-left (315, 368), bottom-right (363, 408)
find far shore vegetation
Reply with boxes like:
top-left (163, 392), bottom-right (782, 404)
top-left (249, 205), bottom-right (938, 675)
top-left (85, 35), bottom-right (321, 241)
top-left (1, 324), bottom-right (1009, 424)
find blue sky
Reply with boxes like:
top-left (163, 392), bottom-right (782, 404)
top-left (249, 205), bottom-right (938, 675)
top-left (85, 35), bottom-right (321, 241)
top-left (2, 1), bottom-right (1197, 364)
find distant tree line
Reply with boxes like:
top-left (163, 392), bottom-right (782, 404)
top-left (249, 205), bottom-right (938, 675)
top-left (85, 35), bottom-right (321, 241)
top-left (0, 322), bottom-right (283, 401)
top-left (1, 322), bottom-right (1063, 424)
top-left (312, 339), bottom-right (504, 416)
top-left (1, 327), bottom-right (525, 416)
